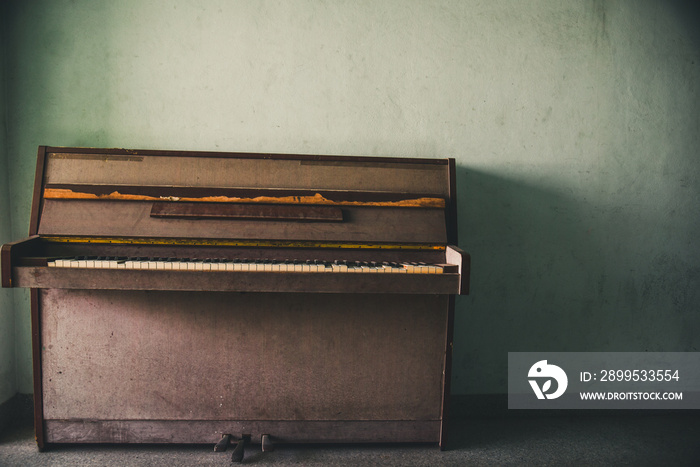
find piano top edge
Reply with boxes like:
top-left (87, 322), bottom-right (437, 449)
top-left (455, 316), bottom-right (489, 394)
top-left (38, 236), bottom-right (448, 250)
top-left (43, 146), bottom-right (452, 166)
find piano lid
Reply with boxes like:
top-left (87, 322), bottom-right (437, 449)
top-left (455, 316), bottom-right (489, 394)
top-left (31, 147), bottom-right (457, 245)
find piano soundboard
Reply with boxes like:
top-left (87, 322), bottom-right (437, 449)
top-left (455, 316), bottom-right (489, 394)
top-left (1, 147), bottom-right (470, 458)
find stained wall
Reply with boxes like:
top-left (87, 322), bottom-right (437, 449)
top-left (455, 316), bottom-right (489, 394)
top-left (2, 0), bottom-right (699, 395)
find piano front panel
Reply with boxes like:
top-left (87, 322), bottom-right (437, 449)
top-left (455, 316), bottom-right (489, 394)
top-left (37, 200), bottom-right (447, 244)
top-left (41, 289), bottom-right (448, 422)
top-left (15, 265), bottom-right (460, 294)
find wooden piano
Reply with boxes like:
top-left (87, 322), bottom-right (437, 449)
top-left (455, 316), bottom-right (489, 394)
top-left (1, 146), bottom-right (470, 455)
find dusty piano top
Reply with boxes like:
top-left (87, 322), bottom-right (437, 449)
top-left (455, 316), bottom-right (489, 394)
top-left (31, 147), bottom-right (458, 245)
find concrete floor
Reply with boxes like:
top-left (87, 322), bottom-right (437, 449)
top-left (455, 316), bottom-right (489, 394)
top-left (1, 414), bottom-right (699, 466)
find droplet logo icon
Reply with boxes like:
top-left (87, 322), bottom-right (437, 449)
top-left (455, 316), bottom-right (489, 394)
top-left (528, 360), bottom-right (568, 400)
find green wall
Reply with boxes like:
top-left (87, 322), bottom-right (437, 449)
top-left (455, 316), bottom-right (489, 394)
top-left (3, 0), bottom-right (699, 396)
top-left (1, 0), bottom-right (17, 405)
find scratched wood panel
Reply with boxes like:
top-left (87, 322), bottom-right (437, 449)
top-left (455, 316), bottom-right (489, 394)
top-left (44, 152), bottom-right (450, 196)
top-left (15, 267), bottom-right (461, 294)
top-left (37, 200), bottom-right (447, 244)
top-left (41, 289), bottom-right (448, 422)
top-left (44, 420), bottom-right (441, 444)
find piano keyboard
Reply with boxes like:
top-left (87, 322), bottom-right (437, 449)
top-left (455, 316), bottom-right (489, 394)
top-left (47, 257), bottom-right (454, 274)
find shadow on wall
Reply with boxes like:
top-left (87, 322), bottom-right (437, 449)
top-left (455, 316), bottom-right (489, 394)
top-left (451, 166), bottom-right (700, 394)
top-left (672, 0), bottom-right (700, 49)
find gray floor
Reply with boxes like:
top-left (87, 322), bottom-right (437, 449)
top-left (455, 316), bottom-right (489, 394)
top-left (1, 414), bottom-right (699, 466)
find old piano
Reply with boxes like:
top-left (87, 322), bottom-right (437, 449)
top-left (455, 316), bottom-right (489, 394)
top-left (1, 146), bottom-right (470, 456)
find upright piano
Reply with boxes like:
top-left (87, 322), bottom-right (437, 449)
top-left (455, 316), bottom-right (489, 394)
top-left (1, 146), bottom-right (470, 454)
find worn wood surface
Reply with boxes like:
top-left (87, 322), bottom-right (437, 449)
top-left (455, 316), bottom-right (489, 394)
top-left (43, 150), bottom-right (450, 197)
top-left (40, 290), bottom-right (448, 422)
top-left (43, 420), bottom-right (441, 444)
top-left (1, 236), bottom-right (42, 288)
top-left (29, 147), bottom-right (48, 236)
top-left (38, 200), bottom-right (447, 244)
top-left (31, 289), bottom-right (46, 451)
top-left (44, 146), bottom-right (448, 165)
top-left (446, 158), bottom-right (459, 245)
top-left (439, 294), bottom-right (457, 450)
top-left (149, 202), bottom-right (344, 222)
top-left (15, 267), bottom-right (460, 293)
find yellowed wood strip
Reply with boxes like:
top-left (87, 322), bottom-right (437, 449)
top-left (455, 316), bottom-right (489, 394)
top-left (42, 236), bottom-right (446, 250)
top-left (43, 188), bottom-right (446, 209)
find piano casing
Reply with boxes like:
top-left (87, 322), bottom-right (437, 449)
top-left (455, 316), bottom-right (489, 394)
top-left (1, 147), bottom-right (469, 451)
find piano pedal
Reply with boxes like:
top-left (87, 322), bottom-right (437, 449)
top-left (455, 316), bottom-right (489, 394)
top-left (230, 434), bottom-right (251, 463)
top-left (261, 434), bottom-right (274, 452)
top-left (214, 433), bottom-right (231, 452)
